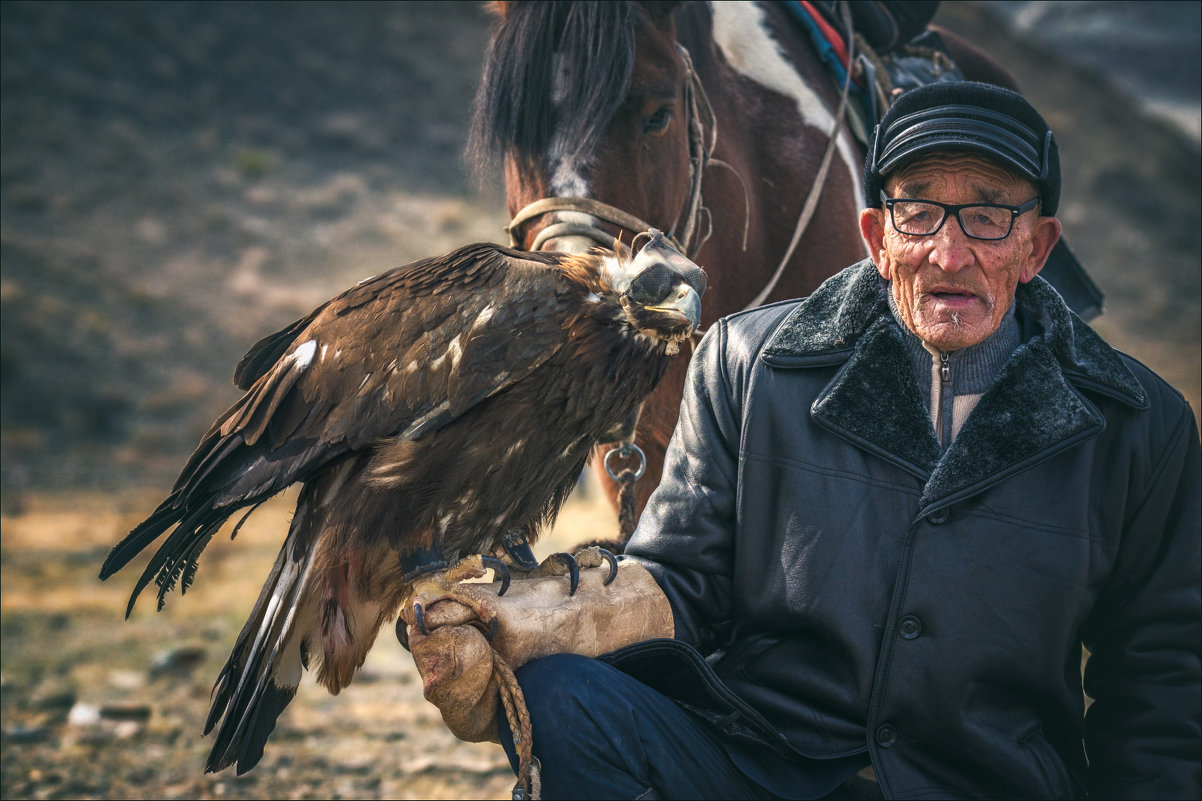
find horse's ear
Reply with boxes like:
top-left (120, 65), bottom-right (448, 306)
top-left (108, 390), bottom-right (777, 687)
top-left (639, 2), bottom-right (682, 25)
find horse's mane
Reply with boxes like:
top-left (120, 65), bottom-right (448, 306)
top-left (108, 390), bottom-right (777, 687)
top-left (469, 2), bottom-right (638, 175)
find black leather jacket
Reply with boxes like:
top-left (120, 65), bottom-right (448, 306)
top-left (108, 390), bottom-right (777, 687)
top-left (624, 260), bottom-right (1201, 799)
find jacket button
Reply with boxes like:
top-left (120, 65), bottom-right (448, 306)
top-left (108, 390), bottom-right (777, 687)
top-left (875, 724), bottom-right (898, 747)
top-left (927, 508), bottom-right (949, 525)
top-left (898, 615), bottom-right (923, 639)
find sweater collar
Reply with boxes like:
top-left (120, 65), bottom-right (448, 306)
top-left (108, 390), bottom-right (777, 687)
top-left (888, 291), bottom-right (1021, 400)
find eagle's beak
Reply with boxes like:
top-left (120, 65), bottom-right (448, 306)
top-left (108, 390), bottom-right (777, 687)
top-left (646, 283), bottom-right (702, 333)
top-left (623, 229), bottom-right (706, 335)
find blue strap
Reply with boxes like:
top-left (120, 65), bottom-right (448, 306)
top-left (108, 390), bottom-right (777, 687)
top-left (782, 1), bottom-right (855, 90)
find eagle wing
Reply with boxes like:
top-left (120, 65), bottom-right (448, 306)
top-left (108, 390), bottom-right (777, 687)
top-left (100, 244), bottom-right (590, 614)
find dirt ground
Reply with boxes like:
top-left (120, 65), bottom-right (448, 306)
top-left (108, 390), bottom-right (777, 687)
top-left (1, 2), bottom-right (1198, 800)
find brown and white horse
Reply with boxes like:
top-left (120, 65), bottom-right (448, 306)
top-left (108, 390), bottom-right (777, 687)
top-left (469, 1), bottom-right (999, 525)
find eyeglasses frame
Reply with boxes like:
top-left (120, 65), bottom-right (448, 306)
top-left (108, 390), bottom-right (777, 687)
top-left (880, 191), bottom-right (1040, 241)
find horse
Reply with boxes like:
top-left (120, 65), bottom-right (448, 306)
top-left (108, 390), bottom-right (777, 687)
top-left (470, 1), bottom-right (1015, 532)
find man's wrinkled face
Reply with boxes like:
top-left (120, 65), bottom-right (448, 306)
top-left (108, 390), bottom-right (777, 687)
top-left (859, 153), bottom-right (1061, 351)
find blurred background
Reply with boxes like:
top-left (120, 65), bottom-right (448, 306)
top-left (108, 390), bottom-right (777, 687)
top-left (1, 2), bottom-right (1198, 799)
top-left (1, 1), bottom-right (1199, 497)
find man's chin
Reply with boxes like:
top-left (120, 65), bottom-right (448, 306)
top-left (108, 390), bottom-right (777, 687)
top-left (912, 315), bottom-right (995, 351)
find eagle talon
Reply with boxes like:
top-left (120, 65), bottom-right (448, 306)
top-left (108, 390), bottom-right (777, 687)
top-left (552, 552), bottom-right (581, 595)
top-left (568, 545), bottom-right (619, 585)
top-left (413, 602), bottom-right (429, 636)
top-left (597, 548), bottom-right (619, 585)
top-left (483, 616), bottom-right (499, 641)
top-left (482, 555), bottom-right (512, 595)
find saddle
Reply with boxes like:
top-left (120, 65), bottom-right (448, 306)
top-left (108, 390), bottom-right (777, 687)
top-left (787, 1), bottom-right (963, 146)
top-left (784, 0), bottom-right (1105, 321)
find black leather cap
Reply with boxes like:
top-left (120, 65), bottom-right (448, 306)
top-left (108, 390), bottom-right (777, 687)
top-left (864, 81), bottom-right (1060, 215)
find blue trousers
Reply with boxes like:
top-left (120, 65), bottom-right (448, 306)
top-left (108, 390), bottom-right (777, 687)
top-left (497, 653), bottom-right (869, 800)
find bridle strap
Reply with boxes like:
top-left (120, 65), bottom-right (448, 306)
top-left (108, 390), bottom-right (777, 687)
top-left (507, 196), bottom-right (682, 252)
top-left (506, 43), bottom-right (714, 259)
top-left (673, 43), bottom-right (714, 257)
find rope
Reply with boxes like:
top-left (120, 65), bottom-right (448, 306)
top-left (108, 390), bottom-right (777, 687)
top-left (616, 468), bottom-right (639, 543)
top-left (494, 649), bottom-right (541, 800)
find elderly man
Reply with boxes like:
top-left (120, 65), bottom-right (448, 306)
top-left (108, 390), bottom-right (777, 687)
top-left (408, 82), bottom-right (1201, 800)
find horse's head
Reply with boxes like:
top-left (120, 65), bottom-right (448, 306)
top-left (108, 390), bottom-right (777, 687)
top-left (471, 1), bottom-right (874, 524)
top-left (471, 2), bottom-right (706, 257)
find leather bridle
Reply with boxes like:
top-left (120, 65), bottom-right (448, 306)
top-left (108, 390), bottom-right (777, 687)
top-left (505, 45), bottom-right (715, 260)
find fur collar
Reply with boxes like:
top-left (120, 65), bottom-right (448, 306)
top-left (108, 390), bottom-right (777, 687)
top-left (762, 259), bottom-right (1147, 509)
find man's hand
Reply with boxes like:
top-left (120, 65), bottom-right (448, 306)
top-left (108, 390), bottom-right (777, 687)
top-left (407, 601), bottom-right (503, 743)
top-left (403, 558), bottom-right (674, 743)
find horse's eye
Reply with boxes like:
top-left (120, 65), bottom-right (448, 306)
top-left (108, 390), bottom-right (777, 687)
top-left (642, 106), bottom-right (672, 135)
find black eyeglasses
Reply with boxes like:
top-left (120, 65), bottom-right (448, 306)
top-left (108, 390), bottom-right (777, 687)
top-left (880, 191), bottom-right (1040, 241)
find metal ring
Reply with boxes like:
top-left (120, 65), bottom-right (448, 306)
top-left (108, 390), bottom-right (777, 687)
top-left (604, 442), bottom-right (646, 481)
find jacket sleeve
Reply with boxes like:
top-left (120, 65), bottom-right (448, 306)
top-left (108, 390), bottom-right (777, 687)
top-left (1080, 397), bottom-right (1202, 799)
top-left (623, 318), bottom-right (743, 654)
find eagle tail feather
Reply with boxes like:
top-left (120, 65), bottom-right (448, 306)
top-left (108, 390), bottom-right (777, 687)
top-left (233, 681), bottom-right (296, 775)
top-left (205, 503), bottom-right (319, 773)
top-left (98, 492), bottom-right (185, 581)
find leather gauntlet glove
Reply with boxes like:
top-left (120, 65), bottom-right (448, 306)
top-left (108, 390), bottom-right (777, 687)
top-left (405, 558), bottom-right (674, 743)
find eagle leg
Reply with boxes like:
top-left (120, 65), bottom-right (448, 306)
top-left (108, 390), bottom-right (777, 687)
top-left (398, 554), bottom-right (507, 645)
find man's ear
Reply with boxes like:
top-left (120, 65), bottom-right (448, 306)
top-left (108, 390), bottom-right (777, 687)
top-left (860, 208), bottom-right (890, 279)
top-left (1019, 215), bottom-right (1062, 283)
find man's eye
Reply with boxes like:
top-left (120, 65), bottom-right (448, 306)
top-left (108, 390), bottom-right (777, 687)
top-left (966, 211), bottom-right (1004, 229)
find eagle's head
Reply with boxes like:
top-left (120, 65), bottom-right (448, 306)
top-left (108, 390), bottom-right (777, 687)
top-left (610, 230), bottom-right (706, 352)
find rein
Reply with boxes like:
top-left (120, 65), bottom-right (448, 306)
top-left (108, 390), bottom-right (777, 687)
top-left (738, 1), bottom-right (855, 314)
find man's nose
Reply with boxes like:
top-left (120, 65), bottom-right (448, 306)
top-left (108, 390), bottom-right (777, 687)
top-left (927, 216), bottom-right (974, 273)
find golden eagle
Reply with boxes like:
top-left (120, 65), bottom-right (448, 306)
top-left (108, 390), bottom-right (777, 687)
top-left (99, 231), bottom-right (704, 773)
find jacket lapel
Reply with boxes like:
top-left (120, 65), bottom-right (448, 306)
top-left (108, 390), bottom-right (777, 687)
top-left (809, 319), bottom-right (942, 479)
top-left (921, 337), bottom-right (1103, 507)
top-left (764, 261), bottom-right (941, 479)
top-left (763, 260), bottom-right (1147, 506)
